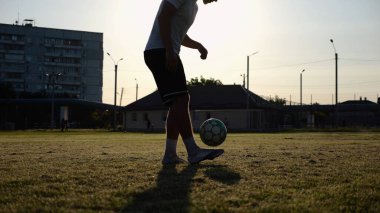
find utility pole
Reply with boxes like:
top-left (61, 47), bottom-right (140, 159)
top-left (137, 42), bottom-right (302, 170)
top-left (311, 94), bottom-right (313, 105)
top-left (135, 78), bottom-right (138, 101)
top-left (120, 88), bottom-right (124, 106)
top-left (240, 74), bottom-right (246, 88)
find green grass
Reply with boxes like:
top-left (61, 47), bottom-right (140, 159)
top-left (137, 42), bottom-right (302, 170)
top-left (0, 131), bottom-right (379, 212)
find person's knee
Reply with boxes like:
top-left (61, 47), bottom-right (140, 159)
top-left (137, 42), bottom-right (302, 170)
top-left (179, 94), bottom-right (190, 103)
top-left (172, 94), bottom-right (190, 108)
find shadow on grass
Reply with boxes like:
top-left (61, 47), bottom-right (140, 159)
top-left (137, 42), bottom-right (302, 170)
top-left (204, 165), bottom-right (241, 185)
top-left (121, 164), bottom-right (240, 213)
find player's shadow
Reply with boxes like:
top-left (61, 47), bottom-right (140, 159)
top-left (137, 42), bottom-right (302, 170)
top-left (203, 165), bottom-right (241, 185)
top-left (120, 164), bottom-right (240, 213)
top-left (120, 164), bottom-right (198, 213)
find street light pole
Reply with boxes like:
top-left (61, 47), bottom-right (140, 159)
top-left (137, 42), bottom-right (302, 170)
top-left (107, 52), bottom-right (123, 131)
top-left (246, 51), bottom-right (258, 130)
top-left (330, 39), bottom-right (338, 127)
top-left (46, 72), bottom-right (62, 129)
top-left (247, 51), bottom-right (258, 92)
top-left (300, 69), bottom-right (305, 106)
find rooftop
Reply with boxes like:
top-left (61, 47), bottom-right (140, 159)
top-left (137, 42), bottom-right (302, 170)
top-left (124, 85), bottom-right (274, 111)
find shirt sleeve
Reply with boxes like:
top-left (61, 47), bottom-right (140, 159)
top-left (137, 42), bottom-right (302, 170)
top-left (166, 0), bottom-right (187, 9)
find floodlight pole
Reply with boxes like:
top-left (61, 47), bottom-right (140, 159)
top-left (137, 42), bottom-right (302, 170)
top-left (107, 52), bottom-right (123, 131)
top-left (330, 39), bottom-right (339, 127)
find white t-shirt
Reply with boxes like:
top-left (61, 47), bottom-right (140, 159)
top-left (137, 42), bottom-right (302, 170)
top-left (145, 0), bottom-right (198, 54)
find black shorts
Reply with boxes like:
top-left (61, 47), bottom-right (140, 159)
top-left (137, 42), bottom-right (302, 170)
top-left (144, 48), bottom-right (188, 106)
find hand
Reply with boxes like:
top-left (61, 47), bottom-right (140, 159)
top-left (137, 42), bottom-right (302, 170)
top-left (166, 50), bottom-right (178, 72)
top-left (198, 45), bottom-right (208, 60)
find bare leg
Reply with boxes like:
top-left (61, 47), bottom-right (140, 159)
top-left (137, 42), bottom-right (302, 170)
top-left (162, 95), bottom-right (196, 163)
top-left (166, 106), bottom-right (180, 140)
top-left (168, 94), bottom-right (200, 156)
top-left (171, 94), bottom-right (195, 139)
top-left (163, 107), bottom-right (180, 159)
top-left (165, 94), bottom-right (224, 164)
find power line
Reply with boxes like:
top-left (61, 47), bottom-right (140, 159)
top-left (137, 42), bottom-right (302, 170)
top-left (341, 58), bottom-right (380, 62)
top-left (254, 80), bottom-right (380, 89)
top-left (254, 59), bottom-right (333, 71)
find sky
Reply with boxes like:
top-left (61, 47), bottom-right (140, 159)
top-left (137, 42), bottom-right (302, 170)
top-left (1, 0), bottom-right (379, 105)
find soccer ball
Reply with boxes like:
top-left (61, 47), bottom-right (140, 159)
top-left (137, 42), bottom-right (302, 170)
top-left (199, 118), bottom-right (227, 146)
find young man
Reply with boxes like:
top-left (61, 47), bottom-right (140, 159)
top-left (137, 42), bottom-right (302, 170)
top-left (144, 0), bottom-right (223, 164)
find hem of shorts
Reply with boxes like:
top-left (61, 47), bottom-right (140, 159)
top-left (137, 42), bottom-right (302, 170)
top-left (162, 99), bottom-right (172, 105)
top-left (163, 90), bottom-right (188, 98)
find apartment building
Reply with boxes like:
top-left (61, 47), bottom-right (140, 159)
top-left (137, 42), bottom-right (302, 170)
top-left (0, 21), bottom-right (103, 102)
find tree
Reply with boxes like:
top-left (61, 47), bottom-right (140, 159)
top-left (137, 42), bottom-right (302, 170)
top-left (187, 76), bottom-right (223, 86)
top-left (268, 95), bottom-right (286, 106)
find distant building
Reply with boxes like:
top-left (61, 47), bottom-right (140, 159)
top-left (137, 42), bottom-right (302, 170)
top-left (338, 98), bottom-right (380, 127)
top-left (0, 98), bottom-right (118, 130)
top-left (124, 85), bottom-right (380, 132)
top-left (283, 98), bottom-right (380, 128)
top-left (123, 85), bottom-right (282, 132)
top-left (0, 22), bottom-right (103, 102)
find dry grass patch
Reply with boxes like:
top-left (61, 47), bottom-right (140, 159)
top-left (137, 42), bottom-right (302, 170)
top-left (0, 131), bottom-right (379, 212)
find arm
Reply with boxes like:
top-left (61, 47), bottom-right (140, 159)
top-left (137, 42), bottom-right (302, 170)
top-left (182, 35), bottom-right (208, 60)
top-left (158, 1), bottom-right (178, 71)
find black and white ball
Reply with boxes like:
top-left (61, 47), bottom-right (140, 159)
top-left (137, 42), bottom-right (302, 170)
top-left (199, 118), bottom-right (227, 146)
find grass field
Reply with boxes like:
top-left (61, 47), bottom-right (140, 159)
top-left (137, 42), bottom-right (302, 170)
top-left (0, 131), bottom-right (379, 212)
